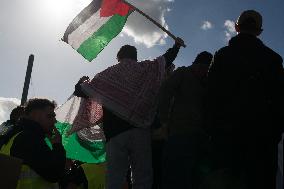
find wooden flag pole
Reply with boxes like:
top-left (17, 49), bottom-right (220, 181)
top-left (122, 0), bottom-right (186, 48)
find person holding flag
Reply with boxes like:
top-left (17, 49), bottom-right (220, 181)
top-left (63, 0), bottom-right (185, 188)
top-left (73, 36), bottom-right (184, 188)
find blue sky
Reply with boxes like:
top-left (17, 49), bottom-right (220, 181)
top-left (0, 0), bottom-right (283, 104)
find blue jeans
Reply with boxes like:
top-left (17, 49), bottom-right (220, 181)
top-left (106, 128), bottom-right (153, 189)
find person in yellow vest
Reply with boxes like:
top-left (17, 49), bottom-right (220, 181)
top-left (0, 98), bottom-right (66, 189)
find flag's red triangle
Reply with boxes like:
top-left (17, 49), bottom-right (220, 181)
top-left (100, 0), bottom-right (132, 17)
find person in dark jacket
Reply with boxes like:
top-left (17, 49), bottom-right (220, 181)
top-left (206, 10), bottom-right (284, 189)
top-left (158, 52), bottom-right (212, 189)
top-left (0, 106), bottom-right (24, 136)
top-left (10, 98), bottom-right (66, 184)
top-left (0, 106), bottom-right (24, 147)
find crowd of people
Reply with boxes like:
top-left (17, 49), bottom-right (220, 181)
top-left (0, 10), bottom-right (283, 189)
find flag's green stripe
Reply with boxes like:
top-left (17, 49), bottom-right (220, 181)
top-left (77, 14), bottom-right (129, 61)
top-left (55, 122), bottom-right (106, 163)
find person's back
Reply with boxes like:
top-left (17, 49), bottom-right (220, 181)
top-left (159, 52), bottom-right (213, 136)
top-left (171, 68), bottom-right (205, 132)
top-left (159, 52), bottom-right (213, 189)
top-left (207, 33), bottom-right (283, 134)
top-left (206, 10), bottom-right (284, 189)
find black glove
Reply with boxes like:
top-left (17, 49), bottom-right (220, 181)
top-left (73, 76), bottom-right (89, 98)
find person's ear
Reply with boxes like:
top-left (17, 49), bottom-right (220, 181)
top-left (256, 29), bottom-right (263, 36)
top-left (235, 23), bottom-right (240, 33)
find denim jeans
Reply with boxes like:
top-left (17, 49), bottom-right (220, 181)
top-left (106, 128), bottom-right (153, 189)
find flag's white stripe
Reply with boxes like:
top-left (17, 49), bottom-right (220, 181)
top-left (56, 96), bottom-right (82, 124)
top-left (68, 10), bottom-right (111, 50)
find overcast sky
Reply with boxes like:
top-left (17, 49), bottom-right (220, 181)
top-left (0, 0), bottom-right (284, 104)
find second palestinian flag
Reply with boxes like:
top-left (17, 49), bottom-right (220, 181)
top-left (63, 0), bottom-right (133, 62)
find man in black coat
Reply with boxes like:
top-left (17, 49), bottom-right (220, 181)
top-left (10, 99), bottom-right (66, 184)
top-left (206, 10), bottom-right (284, 189)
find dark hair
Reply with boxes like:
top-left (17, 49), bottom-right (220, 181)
top-left (193, 51), bottom-right (213, 65)
top-left (237, 10), bottom-right (263, 33)
top-left (10, 106), bottom-right (25, 123)
top-left (24, 98), bottom-right (56, 114)
top-left (117, 45), bottom-right (137, 61)
top-left (239, 18), bottom-right (261, 33)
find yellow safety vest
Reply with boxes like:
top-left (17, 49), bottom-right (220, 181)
top-left (0, 132), bottom-right (59, 189)
top-left (81, 163), bottom-right (106, 189)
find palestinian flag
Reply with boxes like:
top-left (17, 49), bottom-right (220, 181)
top-left (63, 0), bottom-right (133, 62)
top-left (55, 96), bottom-right (106, 163)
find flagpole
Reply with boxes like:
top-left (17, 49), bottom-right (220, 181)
top-left (122, 0), bottom-right (186, 47)
top-left (21, 54), bottom-right (34, 105)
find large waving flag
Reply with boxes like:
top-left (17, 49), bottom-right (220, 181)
top-left (63, 0), bottom-right (133, 62)
top-left (55, 96), bottom-right (105, 163)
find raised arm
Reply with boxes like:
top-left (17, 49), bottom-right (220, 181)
top-left (163, 37), bottom-right (184, 68)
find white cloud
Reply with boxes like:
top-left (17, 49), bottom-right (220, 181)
top-left (122, 0), bottom-right (174, 48)
top-left (224, 20), bottom-right (235, 33)
top-left (0, 97), bottom-right (20, 124)
top-left (224, 20), bottom-right (236, 41)
top-left (201, 21), bottom-right (213, 30)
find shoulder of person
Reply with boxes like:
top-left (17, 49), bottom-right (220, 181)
top-left (214, 46), bottom-right (232, 57)
top-left (173, 66), bottom-right (197, 82)
top-left (13, 130), bottom-right (42, 148)
top-left (10, 131), bottom-right (37, 158)
top-left (0, 121), bottom-right (9, 127)
top-left (174, 66), bottom-right (188, 72)
top-left (139, 56), bottom-right (165, 64)
top-left (262, 45), bottom-right (283, 63)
